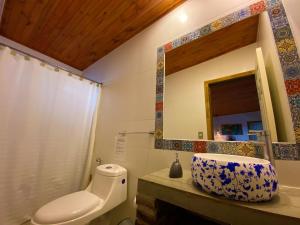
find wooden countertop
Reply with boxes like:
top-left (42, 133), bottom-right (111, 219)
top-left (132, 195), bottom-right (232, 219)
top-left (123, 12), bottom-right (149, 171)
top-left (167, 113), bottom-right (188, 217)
top-left (138, 168), bottom-right (300, 225)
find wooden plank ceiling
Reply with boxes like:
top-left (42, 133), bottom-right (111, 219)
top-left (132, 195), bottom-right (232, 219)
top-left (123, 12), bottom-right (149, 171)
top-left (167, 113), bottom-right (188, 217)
top-left (210, 75), bottom-right (260, 116)
top-left (165, 15), bottom-right (259, 75)
top-left (0, 0), bottom-right (185, 70)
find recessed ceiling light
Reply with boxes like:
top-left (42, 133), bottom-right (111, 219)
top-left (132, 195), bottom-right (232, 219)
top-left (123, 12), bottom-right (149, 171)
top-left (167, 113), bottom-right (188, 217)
top-left (178, 11), bottom-right (188, 23)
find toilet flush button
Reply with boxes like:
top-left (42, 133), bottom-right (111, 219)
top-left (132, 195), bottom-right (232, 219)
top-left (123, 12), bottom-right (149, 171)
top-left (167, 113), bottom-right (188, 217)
top-left (96, 164), bottom-right (126, 176)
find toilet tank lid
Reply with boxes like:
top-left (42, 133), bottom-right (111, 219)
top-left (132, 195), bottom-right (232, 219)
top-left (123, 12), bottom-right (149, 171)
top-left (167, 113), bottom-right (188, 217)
top-left (96, 164), bottom-right (127, 176)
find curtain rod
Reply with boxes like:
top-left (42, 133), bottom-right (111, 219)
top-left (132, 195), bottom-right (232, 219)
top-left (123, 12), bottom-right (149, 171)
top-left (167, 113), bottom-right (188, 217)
top-left (0, 42), bottom-right (103, 86)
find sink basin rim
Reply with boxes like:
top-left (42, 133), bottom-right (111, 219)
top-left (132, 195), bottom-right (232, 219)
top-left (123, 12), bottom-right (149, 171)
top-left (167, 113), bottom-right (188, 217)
top-left (194, 153), bottom-right (270, 165)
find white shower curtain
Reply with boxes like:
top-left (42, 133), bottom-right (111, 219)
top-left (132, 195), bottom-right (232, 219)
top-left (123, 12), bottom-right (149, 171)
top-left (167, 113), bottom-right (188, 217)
top-left (0, 46), bottom-right (100, 225)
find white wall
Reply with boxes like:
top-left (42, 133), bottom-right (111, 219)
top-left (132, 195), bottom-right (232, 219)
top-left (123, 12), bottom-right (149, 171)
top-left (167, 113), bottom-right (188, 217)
top-left (164, 44), bottom-right (257, 140)
top-left (84, 0), bottom-right (300, 224)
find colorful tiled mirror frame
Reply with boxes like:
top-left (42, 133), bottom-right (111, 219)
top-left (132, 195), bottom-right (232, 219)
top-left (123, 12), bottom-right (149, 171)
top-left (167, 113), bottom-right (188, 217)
top-left (155, 0), bottom-right (300, 160)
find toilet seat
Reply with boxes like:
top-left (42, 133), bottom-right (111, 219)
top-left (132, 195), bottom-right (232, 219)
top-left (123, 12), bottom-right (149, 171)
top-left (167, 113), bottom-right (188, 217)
top-left (33, 191), bottom-right (102, 224)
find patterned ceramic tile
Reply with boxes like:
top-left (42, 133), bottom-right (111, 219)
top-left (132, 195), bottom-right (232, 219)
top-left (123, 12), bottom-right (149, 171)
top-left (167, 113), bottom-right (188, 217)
top-left (254, 144), bottom-right (265, 158)
top-left (154, 0), bottom-right (300, 160)
top-left (156, 93), bottom-right (163, 102)
top-left (155, 102), bottom-right (163, 111)
top-left (155, 139), bottom-right (163, 148)
top-left (157, 57), bottom-right (164, 64)
top-left (156, 68), bottom-right (164, 76)
top-left (163, 139), bottom-right (172, 150)
top-left (295, 129), bottom-right (300, 142)
top-left (155, 111), bottom-right (163, 120)
top-left (188, 30), bottom-right (201, 41)
top-left (266, 0), bottom-right (281, 8)
top-left (172, 38), bottom-right (182, 49)
top-left (156, 75), bottom-right (164, 86)
top-left (220, 12), bottom-right (238, 27)
top-left (269, 4), bottom-right (284, 19)
top-left (274, 26), bottom-right (293, 41)
top-left (250, 1), bottom-right (266, 15)
top-left (156, 84), bottom-right (163, 94)
top-left (291, 116), bottom-right (300, 132)
top-left (289, 93), bottom-right (300, 105)
top-left (157, 60), bottom-right (164, 70)
top-left (182, 141), bottom-right (194, 151)
top-left (180, 34), bottom-right (192, 45)
top-left (170, 140), bottom-right (183, 150)
top-left (155, 120), bottom-right (163, 131)
top-left (155, 113), bottom-right (163, 121)
top-left (285, 79), bottom-right (300, 95)
top-left (217, 142), bottom-right (237, 155)
top-left (157, 46), bottom-right (164, 55)
top-left (277, 38), bottom-right (297, 54)
top-left (289, 102), bottom-right (300, 129)
top-left (268, 3), bottom-right (288, 26)
top-left (193, 141), bottom-right (207, 153)
top-left (283, 63), bottom-right (300, 79)
top-left (157, 51), bottom-right (164, 60)
top-left (210, 20), bottom-right (223, 31)
top-left (236, 143), bottom-right (256, 157)
top-left (237, 7), bottom-right (252, 21)
top-left (272, 143), bottom-right (299, 160)
top-left (155, 129), bottom-right (163, 139)
top-left (279, 50), bottom-right (299, 66)
top-left (207, 142), bottom-right (220, 153)
top-left (164, 42), bottom-right (173, 52)
top-left (271, 16), bottom-right (289, 29)
top-left (199, 24), bottom-right (212, 36)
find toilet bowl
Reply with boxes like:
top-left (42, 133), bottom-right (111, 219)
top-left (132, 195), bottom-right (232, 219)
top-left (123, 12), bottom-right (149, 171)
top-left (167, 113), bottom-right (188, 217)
top-left (31, 164), bottom-right (127, 225)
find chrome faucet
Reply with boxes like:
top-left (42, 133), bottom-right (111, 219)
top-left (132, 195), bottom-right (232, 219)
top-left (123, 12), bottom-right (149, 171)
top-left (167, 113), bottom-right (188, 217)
top-left (248, 130), bottom-right (275, 166)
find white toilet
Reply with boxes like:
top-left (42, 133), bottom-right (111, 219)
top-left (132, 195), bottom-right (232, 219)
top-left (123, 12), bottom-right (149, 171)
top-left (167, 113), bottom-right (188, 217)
top-left (31, 164), bottom-right (127, 225)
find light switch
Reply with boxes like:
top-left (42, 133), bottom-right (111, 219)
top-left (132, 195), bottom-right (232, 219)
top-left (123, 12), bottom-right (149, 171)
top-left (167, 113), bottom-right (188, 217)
top-left (198, 131), bottom-right (203, 139)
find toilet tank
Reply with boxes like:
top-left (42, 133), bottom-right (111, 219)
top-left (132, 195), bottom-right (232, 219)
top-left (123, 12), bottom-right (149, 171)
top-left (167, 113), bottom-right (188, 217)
top-left (91, 164), bottom-right (127, 209)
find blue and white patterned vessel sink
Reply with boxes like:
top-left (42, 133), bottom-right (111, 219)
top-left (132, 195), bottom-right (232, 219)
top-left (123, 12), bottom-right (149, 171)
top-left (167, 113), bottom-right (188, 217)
top-left (191, 153), bottom-right (278, 202)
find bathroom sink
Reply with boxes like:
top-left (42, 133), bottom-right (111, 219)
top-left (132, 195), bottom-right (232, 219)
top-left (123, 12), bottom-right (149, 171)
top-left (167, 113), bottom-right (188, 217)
top-left (191, 153), bottom-right (278, 202)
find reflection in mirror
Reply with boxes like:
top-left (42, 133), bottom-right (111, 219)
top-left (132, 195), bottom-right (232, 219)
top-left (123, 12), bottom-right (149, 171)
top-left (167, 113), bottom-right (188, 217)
top-left (205, 72), bottom-right (262, 142)
top-left (164, 12), bottom-right (295, 142)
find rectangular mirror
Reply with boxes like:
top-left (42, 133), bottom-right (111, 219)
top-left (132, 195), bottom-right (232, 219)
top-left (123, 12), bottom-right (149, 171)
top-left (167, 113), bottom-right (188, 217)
top-left (155, 0), bottom-right (299, 159)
